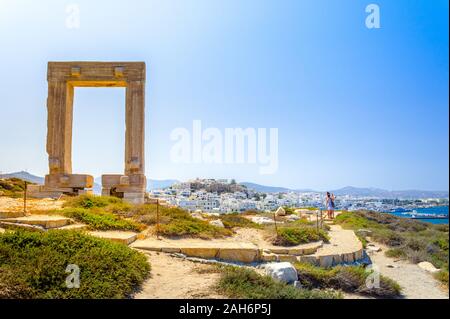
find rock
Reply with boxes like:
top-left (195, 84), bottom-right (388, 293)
top-left (275, 207), bottom-right (286, 216)
top-left (180, 247), bottom-right (219, 259)
top-left (366, 246), bottom-right (381, 253)
top-left (250, 216), bottom-right (275, 225)
top-left (318, 255), bottom-right (334, 268)
top-left (293, 281), bottom-right (303, 289)
top-left (218, 248), bottom-right (260, 263)
top-left (265, 262), bottom-right (298, 284)
top-left (286, 214), bottom-right (300, 221)
top-left (357, 229), bottom-right (372, 236)
top-left (418, 261), bottom-right (440, 274)
top-left (386, 264), bottom-right (396, 268)
top-left (209, 219), bottom-right (225, 228)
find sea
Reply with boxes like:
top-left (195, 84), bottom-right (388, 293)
top-left (387, 206), bottom-right (449, 225)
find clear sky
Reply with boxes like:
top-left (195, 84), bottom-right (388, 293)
top-left (0, 0), bottom-right (448, 191)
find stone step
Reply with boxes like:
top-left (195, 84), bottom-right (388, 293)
top-left (2, 215), bottom-right (72, 229)
top-left (0, 221), bottom-right (46, 232)
top-left (88, 231), bottom-right (138, 245)
top-left (54, 223), bottom-right (89, 231)
top-left (0, 211), bottom-right (26, 219)
top-left (264, 241), bottom-right (323, 256)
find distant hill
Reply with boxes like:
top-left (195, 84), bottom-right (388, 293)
top-left (241, 182), bottom-right (315, 193)
top-left (330, 186), bottom-right (449, 199)
top-left (0, 172), bottom-right (177, 193)
top-left (90, 177), bottom-right (179, 192)
top-left (240, 182), bottom-right (292, 193)
top-left (0, 171), bottom-right (44, 184)
top-left (147, 179), bottom-right (179, 190)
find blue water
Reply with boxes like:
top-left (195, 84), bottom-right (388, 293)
top-left (389, 206), bottom-right (449, 224)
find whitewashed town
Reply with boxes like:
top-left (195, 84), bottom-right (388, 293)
top-left (148, 178), bottom-right (448, 214)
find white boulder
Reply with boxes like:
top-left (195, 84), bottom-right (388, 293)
top-left (418, 261), bottom-right (440, 274)
top-left (366, 244), bottom-right (381, 253)
top-left (209, 219), bottom-right (225, 228)
top-left (275, 207), bottom-right (286, 216)
top-left (250, 216), bottom-right (275, 225)
top-left (264, 262), bottom-right (298, 284)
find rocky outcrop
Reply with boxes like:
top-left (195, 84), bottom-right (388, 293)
top-left (264, 262), bottom-right (298, 283)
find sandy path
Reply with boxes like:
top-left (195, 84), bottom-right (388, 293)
top-left (367, 244), bottom-right (448, 299)
top-left (0, 197), bottom-right (63, 212)
top-left (313, 224), bottom-right (363, 257)
top-left (133, 250), bottom-right (226, 299)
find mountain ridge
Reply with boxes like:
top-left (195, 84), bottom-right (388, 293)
top-left (1, 171), bottom-right (448, 199)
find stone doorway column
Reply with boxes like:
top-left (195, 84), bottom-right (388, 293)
top-left (29, 62), bottom-right (147, 204)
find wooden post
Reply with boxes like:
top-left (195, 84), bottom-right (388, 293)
top-left (156, 199), bottom-right (160, 240)
top-left (319, 209), bottom-right (323, 229)
top-left (273, 211), bottom-right (278, 235)
top-left (23, 181), bottom-right (28, 214)
top-left (317, 209), bottom-right (320, 231)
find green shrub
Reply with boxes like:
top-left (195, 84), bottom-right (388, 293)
top-left (434, 270), bottom-right (449, 286)
top-left (273, 227), bottom-right (329, 246)
top-left (385, 248), bottom-right (407, 259)
top-left (295, 263), bottom-right (401, 298)
top-left (219, 214), bottom-right (261, 229)
top-left (63, 194), bottom-right (122, 209)
top-left (159, 218), bottom-right (232, 239)
top-left (217, 266), bottom-right (341, 299)
top-left (61, 208), bottom-right (145, 232)
top-left (0, 178), bottom-right (31, 198)
top-left (0, 230), bottom-right (150, 298)
top-left (335, 210), bottom-right (449, 276)
top-left (122, 204), bottom-right (233, 239)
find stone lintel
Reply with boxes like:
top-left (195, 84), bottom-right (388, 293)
top-left (48, 61), bottom-right (146, 83)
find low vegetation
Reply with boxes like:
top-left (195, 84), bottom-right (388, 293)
top-left (113, 200), bottom-right (233, 239)
top-left (295, 262), bottom-right (401, 298)
top-left (273, 227), bottom-right (329, 246)
top-left (62, 195), bottom-right (231, 238)
top-left (271, 218), bottom-right (330, 246)
top-left (219, 213), bottom-right (262, 229)
top-left (60, 207), bottom-right (145, 232)
top-left (0, 230), bottom-right (150, 298)
top-left (335, 210), bottom-right (449, 286)
top-left (217, 266), bottom-right (341, 299)
top-left (0, 178), bottom-right (30, 198)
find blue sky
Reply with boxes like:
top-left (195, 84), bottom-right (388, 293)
top-left (0, 0), bottom-right (448, 191)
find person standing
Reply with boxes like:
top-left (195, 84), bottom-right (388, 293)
top-left (325, 192), bottom-right (336, 219)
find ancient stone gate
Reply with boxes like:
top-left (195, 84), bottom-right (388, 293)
top-left (29, 62), bottom-right (147, 204)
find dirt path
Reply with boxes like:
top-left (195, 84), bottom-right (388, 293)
top-left (367, 243), bottom-right (448, 299)
top-left (0, 197), bottom-right (63, 212)
top-left (313, 224), bottom-right (363, 257)
top-left (133, 250), bottom-right (226, 299)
